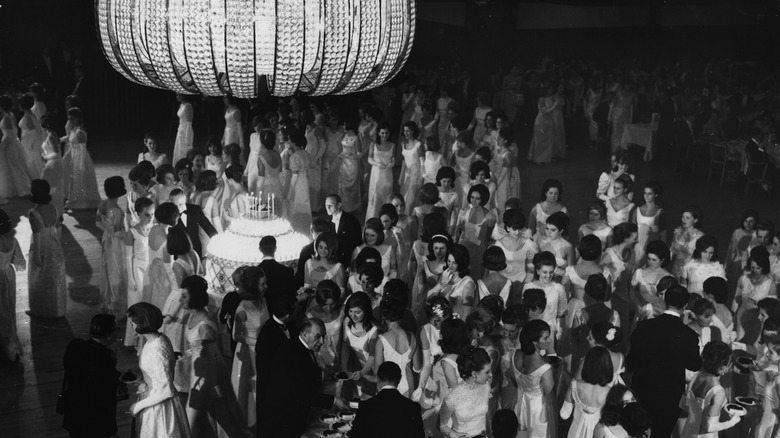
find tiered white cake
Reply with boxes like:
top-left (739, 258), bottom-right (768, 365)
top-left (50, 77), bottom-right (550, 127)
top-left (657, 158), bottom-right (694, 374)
top-left (206, 214), bottom-right (310, 266)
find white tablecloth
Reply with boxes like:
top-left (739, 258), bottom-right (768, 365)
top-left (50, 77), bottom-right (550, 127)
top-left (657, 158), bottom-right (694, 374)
top-left (621, 123), bottom-right (656, 162)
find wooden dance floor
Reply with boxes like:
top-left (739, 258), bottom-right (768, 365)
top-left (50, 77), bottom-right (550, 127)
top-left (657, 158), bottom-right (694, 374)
top-left (0, 137), bottom-right (777, 437)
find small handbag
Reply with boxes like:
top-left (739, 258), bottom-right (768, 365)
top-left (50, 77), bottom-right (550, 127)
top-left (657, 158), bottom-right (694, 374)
top-left (56, 375), bottom-right (68, 415)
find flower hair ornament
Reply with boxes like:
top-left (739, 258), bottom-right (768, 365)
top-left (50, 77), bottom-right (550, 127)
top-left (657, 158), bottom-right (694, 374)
top-left (428, 301), bottom-right (452, 319)
top-left (606, 328), bottom-right (617, 342)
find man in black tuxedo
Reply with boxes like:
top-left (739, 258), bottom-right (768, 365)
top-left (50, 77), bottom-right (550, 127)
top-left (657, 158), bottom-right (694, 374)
top-left (626, 285), bottom-right (702, 438)
top-left (295, 217), bottom-right (332, 287)
top-left (261, 318), bottom-right (348, 438)
top-left (61, 314), bottom-right (121, 438)
top-left (325, 194), bottom-right (363, 268)
top-left (171, 189), bottom-right (217, 258)
top-left (348, 362), bottom-right (424, 438)
top-left (256, 294), bottom-right (296, 432)
top-left (258, 236), bottom-right (295, 310)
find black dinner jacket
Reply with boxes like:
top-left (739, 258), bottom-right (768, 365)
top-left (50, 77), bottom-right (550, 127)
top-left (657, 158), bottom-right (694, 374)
top-left (61, 338), bottom-right (119, 437)
top-left (176, 203), bottom-right (217, 258)
top-left (260, 337), bottom-right (334, 438)
top-left (328, 211), bottom-right (363, 268)
top-left (626, 313), bottom-right (702, 398)
top-left (255, 318), bottom-right (296, 419)
top-left (348, 387), bottom-right (425, 438)
top-left (259, 258), bottom-right (295, 309)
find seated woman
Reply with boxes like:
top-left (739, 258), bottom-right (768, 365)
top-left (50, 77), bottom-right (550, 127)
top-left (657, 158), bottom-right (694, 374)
top-left (305, 280), bottom-right (345, 371)
top-left (302, 231), bottom-right (346, 292)
top-left (680, 235), bottom-right (726, 296)
top-left (351, 218), bottom-right (398, 279)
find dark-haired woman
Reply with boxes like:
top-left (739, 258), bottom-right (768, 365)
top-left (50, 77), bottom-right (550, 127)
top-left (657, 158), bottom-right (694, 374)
top-left (428, 244), bottom-right (477, 320)
top-left (411, 234), bottom-right (450, 321)
top-left (680, 235), bottom-right (726, 295)
top-left (494, 128), bottom-right (521, 215)
top-left (142, 203), bottom-right (179, 310)
top-left (303, 109), bottom-right (325, 209)
top-left (725, 210), bottom-right (758, 300)
top-left (0, 95), bottom-right (33, 199)
top-left (341, 292), bottom-right (378, 398)
top-left (121, 197), bottom-right (154, 349)
top-left (439, 345), bottom-right (492, 437)
top-left (528, 85), bottom-right (556, 165)
top-left (633, 181), bottom-right (666, 264)
top-left (414, 297), bottom-right (453, 407)
top-left (338, 117), bottom-right (362, 213)
top-left (513, 319), bottom-right (557, 438)
top-left (680, 341), bottom-right (740, 437)
top-left (495, 209), bottom-right (538, 288)
top-left (449, 120), bottom-right (475, 209)
top-left (601, 222), bottom-right (638, 350)
top-left (593, 385), bottom-right (635, 438)
top-left (421, 317), bottom-right (468, 435)
top-left (127, 302), bottom-right (191, 437)
top-left (286, 130), bottom-right (312, 227)
top-left (306, 280), bottom-right (344, 370)
top-left (733, 247), bottom-right (776, 342)
top-left (351, 218), bottom-right (398, 279)
top-left (435, 167), bottom-right (460, 231)
top-left (579, 203), bottom-right (613, 251)
top-left (18, 93), bottom-right (43, 177)
top-left (244, 117), bottom-right (263, 194)
top-left (40, 117), bottom-right (64, 217)
top-left (27, 180), bottom-right (66, 319)
top-left (179, 276), bottom-right (247, 436)
top-left (374, 297), bottom-right (421, 398)
top-left (669, 205), bottom-right (704, 278)
top-left (303, 232), bottom-right (346, 292)
top-left (255, 129), bottom-right (283, 212)
top-left (366, 125), bottom-right (395, 218)
top-left (62, 107), bottom-right (100, 209)
top-left (400, 121), bottom-right (424, 215)
top-left (605, 175), bottom-right (635, 228)
top-left (455, 184), bottom-right (496, 279)
top-left (524, 252), bottom-right (567, 342)
top-left (631, 240), bottom-right (672, 323)
top-left (478, 246), bottom-right (512, 304)
top-left (97, 176), bottom-right (129, 319)
top-left (528, 179), bottom-right (567, 241)
top-left (162, 227), bottom-right (204, 354)
top-left (581, 323), bottom-right (626, 387)
top-left (561, 346), bottom-right (613, 438)
top-left (220, 164), bottom-right (248, 229)
top-left (231, 267), bottom-right (269, 430)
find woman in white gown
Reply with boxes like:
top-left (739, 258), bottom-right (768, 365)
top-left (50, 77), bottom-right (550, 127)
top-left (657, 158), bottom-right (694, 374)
top-left (560, 346), bottom-right (612, 438)
top-left (303, 110), bottom-right (326, 209)
top-left (122, 197), bottom-right (154, 349)
top-left (40, 117), bottom-right (65, 218)
top-left (138, 134), bottom-right (170, 169)
top-left (172, 94), bottom-right (194, 164)
top-left (680, 342), bottom-right (740, 438)
top-left (27, 180), bottom-right (67, 319)
top-left (609, 83), bottom-right (635, 153)
top-left (142, 203), bottom-right (179, 310)
top-left (162, 227), bottom-right (204, 354)
top-left (374, 296), bottom-right (422, 398)
top-left (244, 117), bottom-right (263, 194)
top-left (514, 319), bottom-right (557, 438)
top-left (178, 276), bottom-right (248, 437)
top-left (231, 267), bottom-right (270, 432)
top-left (0, 96), bottom-right (34, 198)
top-left (0, 210), bottom-right (24, 362)
top-left (222, 96), bottom-right (245, 165)
top-left (399, 121), bottom-right (424, 215)
top-left (323, 111), bottom-right (344, 199)
top-left (127, 302), bottom-right (191, 438)
top-left (286, 130), bottom-right (312, 231)
top-left (256, 130), bottom-right (284, 215)
top-left (439, 345), bottom-right (492, 438)
top-left (18, 94), bottom-right (44, 177)
top-left (96, 177), bottom-right (129, 319)
top-left (62, 107), bottom-right (100, 210)
top-left (366, 124), bottom-right (395, 219)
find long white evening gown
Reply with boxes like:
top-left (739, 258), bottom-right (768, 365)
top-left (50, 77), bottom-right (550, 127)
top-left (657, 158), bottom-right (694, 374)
top-left (245, 132), bottom-right (262, 194)
top-left (19, 111), bottom-right (44, 177)
top-left (0, 114), bottom-right (33, 198)
top-left (172, 103), bottom-right (194, 164)
top-left (231, 299), bottom-right (269, 431)
top-left (41, 133), bottom-right (65, 217)
top-left (223, 106), bottom-right (245, 165)
top-left (63, 127), bottom-right (100, 210)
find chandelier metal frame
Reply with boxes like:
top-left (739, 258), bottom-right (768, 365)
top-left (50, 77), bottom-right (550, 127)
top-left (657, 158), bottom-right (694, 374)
top-left (95, 0), bottom-right (416, 97)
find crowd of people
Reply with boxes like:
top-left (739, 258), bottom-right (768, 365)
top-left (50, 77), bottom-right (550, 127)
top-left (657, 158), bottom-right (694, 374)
top-left (0, 50), bottom-right (779, 438)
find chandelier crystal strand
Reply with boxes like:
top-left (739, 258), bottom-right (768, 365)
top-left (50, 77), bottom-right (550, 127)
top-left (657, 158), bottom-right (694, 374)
top-left (95, 0), bottom-right (415, 96)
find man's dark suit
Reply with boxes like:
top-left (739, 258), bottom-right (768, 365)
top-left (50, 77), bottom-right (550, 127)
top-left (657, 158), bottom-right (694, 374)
top-left (61, 338), bottom-right (119, 438)
top-left (260, 337), bottom-right (334, 438)
top-left (259, 258), bottom-right (295, 310)
top-left (255, 318), bottom-right (297, 430)
top-left (329, 211), bottom-right (363, 268)
top-left (176, 203), bottom-right (217, 258)
top-left (348, 387), bottom-right (424, 438)
top-left (626, 313), bottom-right (702, 438)
top-left (295, 242), bottom-right (316, 287)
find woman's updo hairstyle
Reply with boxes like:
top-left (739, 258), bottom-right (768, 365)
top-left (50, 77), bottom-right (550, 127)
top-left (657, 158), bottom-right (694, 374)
top-left (261, 130), bottom-right (276, 150)
top-left (426, 233), bottom-right (451, 261)
top-left (436, 166), bottom-right (457, 186)
top-left (378, 203), bottom-right (399, 226)
top-left (532, 251), bottom-right (557, 272)
top-left (612, 222), bottom-right (638, 246)
top-left (425, 296), bottom-right (453, 320)
top-left (456, 345), bottom-right (491, 380)
top-left (519, 319), bottom-right (550, 355)
top-left (747, 245), bottom-right (771, 275)
top-left (578, 235), bottom-right (602, 262)
top-left (503, 209), bottom-right (526, 231)
top-left (482, 246), bottom-right (507, 271)
top-left (692, 234), bottom-right (719, 261)
top-left (546, 211), bottom-right (569, 234)
top-left (379, 296), bottom-right (406, 322)
top-left (469, 160), bottom-right (491, 180)
top-left (591, 322), bottom-right (623, 349)
top-left (645, 240), bottom-right (671, 267)
top-left (439, 318), bottom-right (469, 354)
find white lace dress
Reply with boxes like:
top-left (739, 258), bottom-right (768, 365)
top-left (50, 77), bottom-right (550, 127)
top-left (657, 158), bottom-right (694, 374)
top-left (136, 335), bottom-right (191, 437)
top-left (442, 381), bottom-right (490, 438)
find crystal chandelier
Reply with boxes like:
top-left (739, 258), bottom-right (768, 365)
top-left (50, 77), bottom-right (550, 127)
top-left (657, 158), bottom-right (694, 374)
top-left (95, 0), bottom-right (416, 97)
